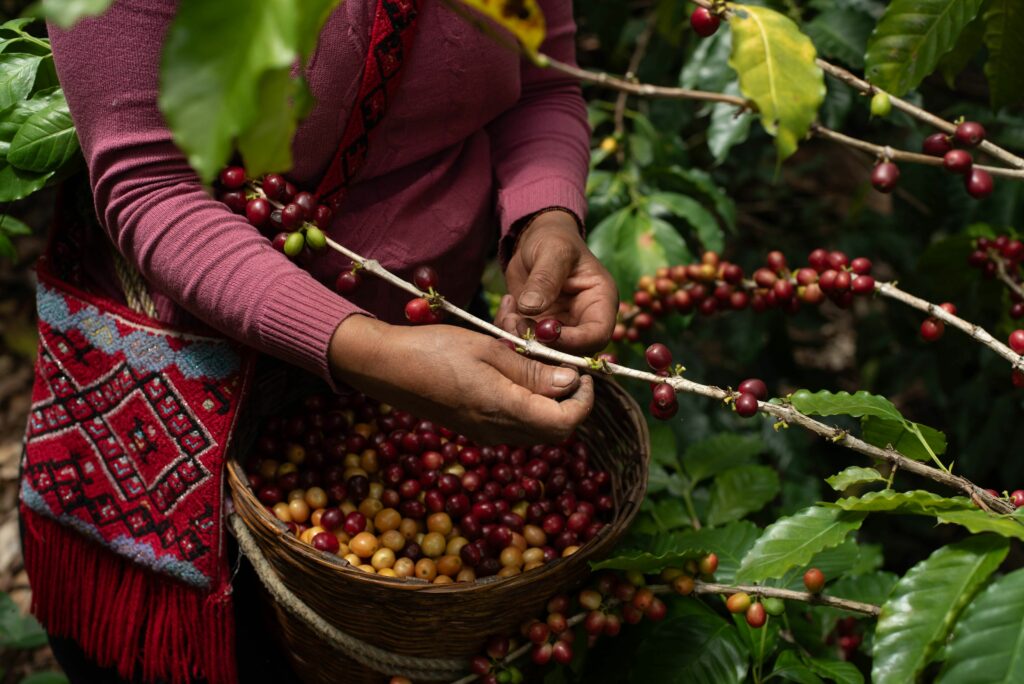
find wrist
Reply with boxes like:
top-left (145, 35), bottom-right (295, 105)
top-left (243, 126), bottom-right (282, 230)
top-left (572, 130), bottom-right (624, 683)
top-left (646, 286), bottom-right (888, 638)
top-left (515, 208), bottom-right (583, 252)
top-left (328, 314), bottom-right (388, 387)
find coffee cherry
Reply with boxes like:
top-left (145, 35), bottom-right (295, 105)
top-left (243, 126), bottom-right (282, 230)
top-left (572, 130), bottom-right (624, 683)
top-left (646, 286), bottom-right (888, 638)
top-left (803, 567), bottom-right (825, 593)
top-left (649, 397), bottom-right (678, 420)
top-left (281, 203), bottom-right (304, 230)
top-left (263, 174), bottom-right (287, 200)
top-left (737, 379), bottom-right (767, 402)
top-left (645, 343), bottom-right (673, 371)
top-left (689, 7), bottom-right (720, 37)
top-left (405, 298), bottom-right (438, 325)
top-left (645, 597), bottom-right (667, 622)
top-left (531, 643), bottom-right (552, 666)
top-left (922, 133), bottom-right (952, 157)
top-left (745, 602), bottom-right (767, 628)
top-left (734, 392), bottom-right (759, 418)
top-left (220, 190), bottom-right (247, 213)
top-left (943, 149), bottom-right (973, 175)
top-left (486, 636), bottom-right (510, 660)
top-left (311, 531), bottom-right (340, 553)
top-left (870, 92), bottom-right (891, 118)
top-left (1014, 369), bottom-right (1024, 389)
top-left (699, 552), bottom-right (719, 576)
top-left (471, 656), bottom-right (492, 676)
top-left (535, 318), bottom-right (562, 343)
top-left (245, 198), bottom-right (270, 227)
top-left (672, 574), bottom-right (695, 596)
top-left (850, 257), bottom-right (872, 275)
top-left (1011, 490), bottom-right (1024, 508)
top-left (955, 121), bottom-right (986, 147)
top-left (271, 232), bottom-right (288, 253)
top-left (652, 383), bottom-right (676, 409)
top-left (763, 597), bottom-right (785, 616)
top-left (871, 162), bottom-right (900, 193)
top-left (334, 269), bottom-right (361, 295)
top-left (726, 592), bottom-right (751, 614)
top-left (1009, 330), bottom-right (1024, 354)
top-left (851, 275), bottom-right (875, 294)
top-left (305, 226), bottom-right (327, 250)
top-left (939, 302), bottom-right (957, 316)
top-left (920, 318), bottom-right (945, 342)
top-left (965, 168), bottom-right (994, 199)
top-left (551, 640), bottom-right (573, 665)
top-left (283, 232), bottom-right (305, 257)
top-left (413, 265), bottom-right (438, 291)
top-left (219, 166), bottom-right (246, 189)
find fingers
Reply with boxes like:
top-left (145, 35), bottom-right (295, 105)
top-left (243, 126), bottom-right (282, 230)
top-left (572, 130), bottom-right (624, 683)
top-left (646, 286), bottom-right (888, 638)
top-left (496, 294), bottom-right (526, 338)
top-left (517, 239), bottom-right (577, 316)
top-left (511, 375), bottom-right (594, 443)
top-left (489, 341), bottom-right (580, 398)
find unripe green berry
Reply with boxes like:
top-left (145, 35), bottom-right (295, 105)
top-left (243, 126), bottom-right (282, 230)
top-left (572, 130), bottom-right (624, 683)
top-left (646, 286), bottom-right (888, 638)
top-left (763, 597), bottom-right (786, 616)
top-left (305, 226), bottom-right (327, 250)
top-left (870, 92), bottom-right (892, 117)
top-left (283, 232), bottom-right (305, 257)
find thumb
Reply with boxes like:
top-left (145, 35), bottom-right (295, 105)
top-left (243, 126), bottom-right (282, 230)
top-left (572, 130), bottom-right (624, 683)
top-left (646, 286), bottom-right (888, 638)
top-left (490, 343), bottom-right (580, 398)
top-left (517, 242), bottom-right (577, 315)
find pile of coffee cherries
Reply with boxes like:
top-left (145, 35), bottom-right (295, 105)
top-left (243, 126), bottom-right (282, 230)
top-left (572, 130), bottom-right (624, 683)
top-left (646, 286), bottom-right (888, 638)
top-left (612, 248), bottom-right (878, 343)
top-left (246, 393), bottom-right (615, 582)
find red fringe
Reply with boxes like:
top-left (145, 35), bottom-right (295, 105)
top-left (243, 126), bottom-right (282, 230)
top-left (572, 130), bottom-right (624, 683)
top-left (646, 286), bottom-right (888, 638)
top-left (21, 508), bottom-right (236, 684)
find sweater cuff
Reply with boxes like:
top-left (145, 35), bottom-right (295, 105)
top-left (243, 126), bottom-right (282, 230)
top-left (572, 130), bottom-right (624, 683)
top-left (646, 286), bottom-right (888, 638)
top-left (256, 272), bottom-right (368, 389)
top-left (496, 177), bottom-right (588, 238)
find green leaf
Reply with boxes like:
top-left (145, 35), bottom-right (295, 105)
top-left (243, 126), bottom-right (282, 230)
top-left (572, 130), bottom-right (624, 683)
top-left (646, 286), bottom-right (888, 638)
top-left (7, 91), bottom-right (78, 172)
top-left (633, 599), bottom-right (749, 684)
top-left (0, 592), bottom-right (47, 649)
top-left (726, 4), bottom-right (825, 161)
top-left (41, 0), bottom-right (115, 27)
top-left (0, 87), bottom-right (62, 158)
top-left (646, 191), bottom-right (723, 253)
top-left (872, 535), bottom-right (1009, 684)
top-left (0, 160), bottom-right (51, 201)
top-left (939, 567), bottom-right (1024, 683)
top-left (0, 214), bottom-right (31, 235)
top-left (665, 165), bottom-right (736, 232)
top-left (789, 389), bottom-right (903, 422)
top-left (158, 0), bottom-right (340, 184)
top-left (736, 506), bottom-right (865, 583)
top-left (804, 657), bottom-right (865, 684)
top-left (864, 0), bottom-right (986, 96)
top-left (0, 229), bottom-right (15, 259)
top-left (982, 0), bottom-right (1024, 109)
top-left (594, 520), bottom-right (760, 582)
top-left (680, 29), bottom-right (735, 93)
top-left (649, 422), bottom-right (678, 469)
top-left (20, 674), bottom-right (70, 684)
top-left (707, 465), bottom-right (780, 526)
top-left (936, 14), bottom-right (984, 88)
top-left (935, 509), bottom-right (1024, 541)
top-left (830, 489), bottom-right (973, 515)
top-left (707, 82), bottom-right (753, 165)
top-left (861, 416), bottom-right (947, 462)
top-left (589, 208), bottom-right (689, 297)
top-left (771, 651), bottom-right (825, 684)
top-left (0, 54), bottom-right (41, 110)
top-left (804, 8), bottom-right (873, 68)
top-left (684, 434), bottom-right (764, 484)
top-left (825, 466), bottom-right (886, 492)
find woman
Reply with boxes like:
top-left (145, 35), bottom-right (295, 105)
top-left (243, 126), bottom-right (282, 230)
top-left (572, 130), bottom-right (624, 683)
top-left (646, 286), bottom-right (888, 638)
top-left (23, 0), bottom-right (616, 681)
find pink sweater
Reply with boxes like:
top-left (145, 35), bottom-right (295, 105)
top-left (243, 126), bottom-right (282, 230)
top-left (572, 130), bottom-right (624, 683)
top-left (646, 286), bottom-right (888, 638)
top-left (49, 0), bottom-right (589, 383)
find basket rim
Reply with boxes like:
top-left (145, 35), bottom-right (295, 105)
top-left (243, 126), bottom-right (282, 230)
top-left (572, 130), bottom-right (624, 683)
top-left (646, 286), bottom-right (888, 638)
top-left (227, 374), bottom-right (650, 595)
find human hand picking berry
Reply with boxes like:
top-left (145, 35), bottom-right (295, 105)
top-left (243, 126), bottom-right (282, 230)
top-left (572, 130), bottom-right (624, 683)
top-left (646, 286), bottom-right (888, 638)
top-left (499, 210), bottom-right (618, 354)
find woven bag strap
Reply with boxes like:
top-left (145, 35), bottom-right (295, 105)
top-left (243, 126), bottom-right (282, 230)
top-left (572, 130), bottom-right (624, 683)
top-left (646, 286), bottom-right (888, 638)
top-left (111, 248), bottom-right (158, 318)
top-left (229, 514), bottom-right (469, 680)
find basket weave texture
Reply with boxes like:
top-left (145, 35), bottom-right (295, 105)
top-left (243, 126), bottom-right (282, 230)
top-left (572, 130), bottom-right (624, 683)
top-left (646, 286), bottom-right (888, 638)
top-left (228, 375), bottom-right (650, 683)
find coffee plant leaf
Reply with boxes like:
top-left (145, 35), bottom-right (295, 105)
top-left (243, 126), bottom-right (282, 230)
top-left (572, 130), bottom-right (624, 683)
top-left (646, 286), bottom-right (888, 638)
top-left (159, 0), bottom-right (340, 184)
top-left (736, 505), bottom-right (865, 583)
top-left (935, 510), bottom-right (1024, 542)
top-left (41, 0), bottom-right (115, 28)
top-left (864, 0), bottom-right (986, 96)
top-left (726, 4), bottom-right (825, 162)
top-left (788, 389), bottom-right (903, 422)
top-left (646, 191), bottom-right (724, 253)
top-left (454, 0), bottom-right (546, 56)
top-left (803, 7), bottom-right (873, 69)
top-left (679, 28), bottom-right (734, 94)
top-left (707, 82), bottom-right (753, 165)
top-left (0, 161), bottom-right (51, 201)
top-left (771, 650), bottom-right (827, 684)
top-left (8, 91), bottom-right (78, 172)
top-left (732, 612), bottom-right (780, 669)
top-left (0, 215), bottom-right (31, 236)
top-left (814, 571), bottom-right (899, 618)
top-left (19, 674), bottom-right (69, 684)
top-left (935, 14), bottom-right (984, 88)
top-left (803, 656), bottom-right (864, 684)
top-left (0, 54), bottom-right (42, 111)
top-left (872, 534), bottom-right (1008, 684)
top-left (707, 465), bottom-right (780, 526)
top-left (938, 567), bottom-right (1024, 683)
top-left (982, 0), bottom-right (1024, 109)
top-left (633, 599), bottom-right (749, 684)
top-left (593, 520), bottom-right (759, 581)
top-left (0, 228), bottom-right (13, 259)
top-left (777, 538), bottom-right (864, 589)
top-left (825, 466), bottom-right (887, 492)
top-left (861, 416), bottom-right (947, 462)
top-left (0, 592), bottom-right (47, 649)
top-left (683, 433), bottom-right (764, 484)
top-left (831, 489), bottom-right (972, 515)
top-left (664, 165), bottom-right (737, 232)
top-left (0, 87), bottom-right (62, 159)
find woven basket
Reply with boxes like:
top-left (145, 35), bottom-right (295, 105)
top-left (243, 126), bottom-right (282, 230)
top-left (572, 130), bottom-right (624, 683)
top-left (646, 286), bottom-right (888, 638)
top-left (228, 375), bottom-right (649, 683)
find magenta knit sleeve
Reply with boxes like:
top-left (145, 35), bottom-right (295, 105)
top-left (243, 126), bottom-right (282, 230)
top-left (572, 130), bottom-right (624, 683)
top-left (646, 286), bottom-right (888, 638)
top-left (47, 2), bottom-right (361, 384)
top-left (487, 0), bottom-right (591, 239)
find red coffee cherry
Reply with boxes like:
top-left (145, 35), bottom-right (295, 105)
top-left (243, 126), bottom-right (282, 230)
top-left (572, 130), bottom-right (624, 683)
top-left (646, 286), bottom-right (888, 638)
top-left (245, 198), bottom-right (270, 227)
top-left (803, 567), bottom-right (825, 593)
top-left (922, 133), bottom-right (952, 157)
top-left (334, 270), bottom-right (361, 295)
top-left (219, 166), bottom-right (246, 189)
top-left (645, 343), bottom-right (673, 371)
top-left (955, 121), bottom-right (986, 147)
top-left (1009, 330), bottom-right (1024, 354)
top-left (942, 149), bottom-right (973, 175)
top-left (535, 318), bottom-right (562, 343)
top-left (920, 318), bottom-right (945, 342)
top-left (871, 162), bottom-right (900, 193)
top-left (745, 602), bottom-right (767, 628)
top-left (726, 592), bottom-right (751, 614)
top-left (413, 265), bottom-right (438, 291)
top-left (689, 6), bottom-right (720, 37)
top-left (734, 392), bottom-right (759, 418)
top-left (405, 298), bottom-right (439, 325)
top-left (965, 168), bottom-right (994, 199)
top-left (737, 379), bottom-right (768, 401)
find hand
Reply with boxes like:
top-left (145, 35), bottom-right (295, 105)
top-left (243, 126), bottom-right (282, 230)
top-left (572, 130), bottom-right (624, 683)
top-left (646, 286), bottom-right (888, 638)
top-left (328, 315), bottom-right (594, 445)
top-left (498, 210), bottom-right (618, 354)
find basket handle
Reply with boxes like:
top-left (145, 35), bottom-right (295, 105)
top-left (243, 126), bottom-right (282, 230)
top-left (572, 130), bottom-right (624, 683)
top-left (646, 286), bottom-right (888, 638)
top-left (229, 514), bottom-right (469, 681)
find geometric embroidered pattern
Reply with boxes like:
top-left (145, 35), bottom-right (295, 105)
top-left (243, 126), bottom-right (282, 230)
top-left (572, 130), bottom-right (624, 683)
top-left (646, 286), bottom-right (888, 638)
top-left (21, 277), bottom-right (248, 588)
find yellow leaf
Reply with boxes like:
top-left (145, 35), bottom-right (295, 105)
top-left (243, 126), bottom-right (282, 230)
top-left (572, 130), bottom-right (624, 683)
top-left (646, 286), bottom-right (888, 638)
top-left (452, 0), bottom-right (546, 55)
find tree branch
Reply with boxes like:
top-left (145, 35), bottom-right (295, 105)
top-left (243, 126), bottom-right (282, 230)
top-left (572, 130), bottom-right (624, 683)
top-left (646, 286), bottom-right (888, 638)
top-left (613, 13), bottom-right (659, 142)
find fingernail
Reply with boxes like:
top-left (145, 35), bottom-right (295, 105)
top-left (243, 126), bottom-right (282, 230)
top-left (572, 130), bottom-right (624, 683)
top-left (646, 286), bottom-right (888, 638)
top-left (552, 368), bottom-right (577, 388)
top-left (520, 292), bottom-right (543, 310)
top-left (501, 294), bottom-right (514, 309)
